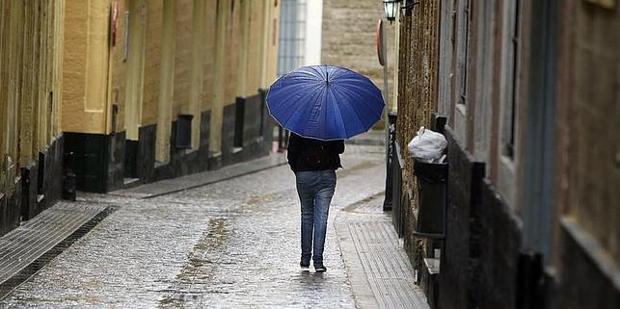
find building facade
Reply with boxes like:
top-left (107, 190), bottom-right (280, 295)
top-left (0, 0), bottom-right (280, 236)
top-left (63, 0), bottom-right (280, 193)
top-left (0, 0), bottom-right (66, 236)
top-left (389, 0), bottom-right (619, 308)
top-left (277, 0), bottom-right (323, 74)
top-left (321, 0), bottom-right (396, 114)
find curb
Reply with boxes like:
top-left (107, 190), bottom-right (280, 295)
top-left (110, 153), bottom-right (288, 199)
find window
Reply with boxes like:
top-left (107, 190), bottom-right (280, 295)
top-left (502, 0), bottom-right (520, 158)
top-left (277, 0), bottom-right (307, 75)
top-left (457, 0), bottom-right (471, 106)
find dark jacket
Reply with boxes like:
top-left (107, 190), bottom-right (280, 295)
top-left (287, 133), bottom-right (345, 172)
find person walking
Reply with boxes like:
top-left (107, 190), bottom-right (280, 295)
top-left (287, 133), bottom-right (345, 273)
top-left (266, 65), bottom-right (383, 271)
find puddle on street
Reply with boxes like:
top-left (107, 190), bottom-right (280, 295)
top-left (158, 218), bottom-right (229, 308)
top-left (246, 193), bottom-right (274, 206)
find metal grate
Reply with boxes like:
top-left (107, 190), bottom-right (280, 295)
top-left (0, 203), bottom-right (115, 300)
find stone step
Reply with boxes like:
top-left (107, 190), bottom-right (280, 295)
top-left (422, 257), bottom-right (440, 309)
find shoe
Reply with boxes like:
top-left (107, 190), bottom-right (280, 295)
top-left (314, 263), bottom-right (327, 273)
top-left (300, 260), bottom-right (310, 272)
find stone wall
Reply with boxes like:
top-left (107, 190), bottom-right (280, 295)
top-left (393, 1), bottom-right (441, 267)
top-left (321, 0), bottom-right (396, 108)
top-left (391, 0), bottom-right (620, 308)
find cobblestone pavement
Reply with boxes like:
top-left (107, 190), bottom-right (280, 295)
top-left (0, 145), bottom-right (426, 308)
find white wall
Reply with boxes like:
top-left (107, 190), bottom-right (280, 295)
top-left (304, 0), bottom-right (322, 65)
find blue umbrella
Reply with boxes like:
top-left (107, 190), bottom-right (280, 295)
top-left (266, 65), bottom-right (385, 141)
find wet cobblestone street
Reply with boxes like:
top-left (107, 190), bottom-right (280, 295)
top-left (0, 145), bottom-right (426, 308)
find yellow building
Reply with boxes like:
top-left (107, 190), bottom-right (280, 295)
top-left (0, 0), bottom-right (280, 235)
top-left (0, 0), bottom-right (65, 235)
top-left (62, 0), bottom-right (280, 192)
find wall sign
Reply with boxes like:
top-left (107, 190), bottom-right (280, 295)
top-left (376, 19), bottom-right (385, 66)
top-left (111, 0), bottom-right (118, 46)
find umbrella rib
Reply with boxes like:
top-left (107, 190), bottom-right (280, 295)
top-left (283, 84), bottom-right (327, 136)
top-left (330, 85), bottom-right (366, 136)
top-left (336, 83), bottom-right (381, 114)
top-left (339, 80), bottom-right (384, 106)
top-left (269, 87), bottom-right (314, 127)
top-left (327, 87), bottom-right (349, 139)
top-left (267, 64), bottom-right (384, 140)
top-left (336, 82), bottom-right (384, 117)
top-left (284, 92), bottom-right (318, 130)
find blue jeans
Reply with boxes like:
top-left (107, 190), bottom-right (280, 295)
top-left (295, 170), bottom-right (337, 265)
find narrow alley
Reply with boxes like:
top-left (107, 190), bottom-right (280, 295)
top-left (1, 0), bottom-right (618, 308)
top-left (0, 144), bottom-right (428, 308)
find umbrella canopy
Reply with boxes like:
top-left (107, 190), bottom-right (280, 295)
top-left (266, 65), bottom-right (385, 141)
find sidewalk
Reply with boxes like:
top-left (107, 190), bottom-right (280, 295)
top-left (336, 194), bottom-right (429, 308)
top-left (0, 145), bottom-right (428, 308)
top-left (112, 152), bottom-right (288, 199)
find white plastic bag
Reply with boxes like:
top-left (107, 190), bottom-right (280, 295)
top-left (407, 127), bottom-right (447, 163)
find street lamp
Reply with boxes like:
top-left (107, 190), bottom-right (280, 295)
top-left (382, 0), bottom-right (401, 22)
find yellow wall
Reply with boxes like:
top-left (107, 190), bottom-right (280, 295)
top-left (62, 0), bottom-right (112, 134)
top-left (202, 2), bottom-right (217, 112)
top-left (173, 0), bottom-right (193, 117)
top-left (208, 0), bottom-right (230, 155)
top-left (0, 0), bottom-right (278, 201)
top-left (155, 0), bottom-right (176, 162)
top-left (225, 0), bottom-right (241, 105)
top-left (142, 0), bottom-right (163, 126)
top-left (262, 0), bottom-right (280, 88)
top-left (4, 0), bottom-right (24, 187)
top-left (189, 0), bottom-right (207, 149)
top-left (110, 0), bottom-right (128, 134)
top-left (207, 0), bottom-right (279, 155)
top-left (246, 0), bottom-right (266, 95)
top-left (59, 0), bottom-right (279, 161)
top-left (0, 1), bottom-right (8, 190)
top-left (0, 0), bottom-right (64, 193)
top-left (124, 0), bottom-right (148, 140)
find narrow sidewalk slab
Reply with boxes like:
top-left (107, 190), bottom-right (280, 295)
top-left (0, 202), bottom-right (114, 299)
top-left (336, 193), bottom-right (430, 309)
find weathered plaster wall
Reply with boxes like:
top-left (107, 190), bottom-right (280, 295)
top-left (62, 0), bottom-right (111, 134)
top-left (201, 1), bottom-right (217, 112)
top-left (0, 0), bottom-right (65, 236)
top-left (142, 0), bottom-right (163, 126)
top-left (111, 0), bottom-right (129, 134)
top-left (173, 0), bottom-right (193, 118)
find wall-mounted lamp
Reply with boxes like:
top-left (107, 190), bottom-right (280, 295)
top-left (382, 0), bottom-right (401, 22)
top-left (382, 0), bottom-right (420, 22)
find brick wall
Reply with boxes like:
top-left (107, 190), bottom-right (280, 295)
top-left (321, 0), bottom-right (395, 106)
